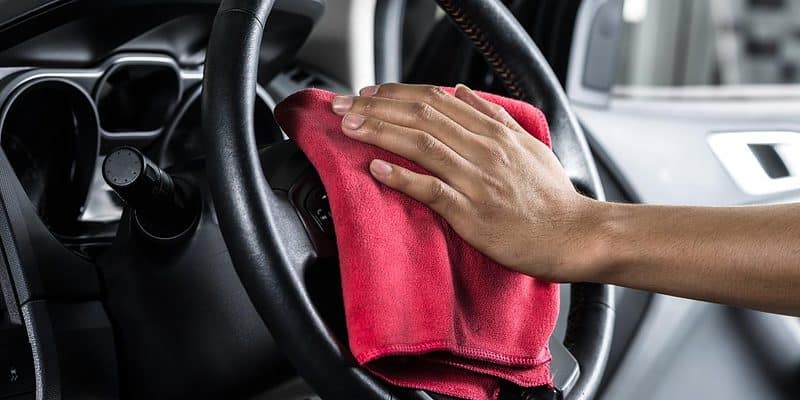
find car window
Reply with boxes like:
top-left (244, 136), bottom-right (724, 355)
top-left (614, 0), bottom-right (800, 99)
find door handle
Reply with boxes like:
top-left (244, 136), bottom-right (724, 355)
top-left (708, 131), bottom-right (800, 195)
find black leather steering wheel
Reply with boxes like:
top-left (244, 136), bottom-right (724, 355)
top-left (202, 0), bottom-right (614, 399)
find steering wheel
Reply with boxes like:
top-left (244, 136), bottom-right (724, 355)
top-left (202, 0), bottom-right (614, 399)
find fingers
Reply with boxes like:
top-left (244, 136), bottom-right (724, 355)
top-left (328, 83), bottom-right (545, 215)
top-left (368, 159), bottom-right (468, 222)
top-left (453, 84), bottom-right (525, 134)
top-left (453, 84), bottom-right (552, 157)
top-left (333, 94), bottom-right (485, 158)
top-left (359, 83), bottom-right (514, 138)
top-left (340, 113), bottom-right (476, 191)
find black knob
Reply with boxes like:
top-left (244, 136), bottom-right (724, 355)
top-left (103, 146), bottom-right (197, 240)
top-left (103, 146), bottom-right (177, 212)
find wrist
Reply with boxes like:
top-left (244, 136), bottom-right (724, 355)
top-left (567, 200), bottom-right (632, 283)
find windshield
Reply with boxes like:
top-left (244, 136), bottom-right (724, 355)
top-left (614, 0), bottom-right (800, 99)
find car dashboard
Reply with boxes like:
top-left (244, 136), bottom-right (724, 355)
top-left (0, 0), bottom-right (345, 245)
top-left (0, 1), bottom-right (345, 398)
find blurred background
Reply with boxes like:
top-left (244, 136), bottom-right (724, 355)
top-left (616, 0), bottom-right (800, 94)
top-left (574, 1), bottom-right (800, 399)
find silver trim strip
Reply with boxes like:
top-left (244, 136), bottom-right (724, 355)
top-left (0, 53), bottom-right (206, 141)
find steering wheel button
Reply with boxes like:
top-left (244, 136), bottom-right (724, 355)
top-left (305, 188), bottom-right (334, 235)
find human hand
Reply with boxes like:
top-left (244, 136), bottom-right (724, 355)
top-left (331, 83), bottom-right (603, 281)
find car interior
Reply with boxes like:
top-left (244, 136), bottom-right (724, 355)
top-left (0, 0), bottom-right (798, 399)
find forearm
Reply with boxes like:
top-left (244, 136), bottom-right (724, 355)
top-left (582, 202), bottom-right (800, 316)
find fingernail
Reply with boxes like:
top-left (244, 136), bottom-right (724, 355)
top-left (332, 95), bottom-right (353, 114)
top-left (360, 85), bottom-right (379, 96)
top-left (370, 159), bottom-right (392, 178)
top-left (342, 113), bottom-right (366, 130)
top-left (455, 83), bottom-right (471, 92)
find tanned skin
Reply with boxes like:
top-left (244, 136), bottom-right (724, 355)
top-left (329, 83), bottom-right (800, 317)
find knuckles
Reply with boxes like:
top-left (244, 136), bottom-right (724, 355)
top-left (413, 132), bottom-right (439, 154)
top-left (422, 86), bottom-right (448, 104)
top-left (490, 122), bottom-right (518, 141)
top-left (426, 180), bottom-right (449, 205)
top-left (366, 118), bottom-right (386, 137)
top-left (354, 85), bottom-right (451, 128)
top-left (482, 103), bottom-right (505, 120)
top-left (410, 101), bottom-right (434, 121)
top-left (356, 97), bottom-right (377, 115)
top-left (373, 82), bottom-right (396, 97)
top-left (481, 142), bottom-right (511, 168)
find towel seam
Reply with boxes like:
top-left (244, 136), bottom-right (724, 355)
top-left (430, 355), bottom-right (553, 387)
top-left (356, 340), bottom-right (551, 366)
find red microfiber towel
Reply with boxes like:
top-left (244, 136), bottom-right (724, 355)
top-left (274, 88), bottom-right (558, 400)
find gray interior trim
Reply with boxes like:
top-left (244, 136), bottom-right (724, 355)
top-left (566, 0), bottom-right (622, 108)
top-left (575, 100), bottom-right (800, 206)
top-left (296, 0), bottom-right (377, 91)
top-left (600, 295), bottom-right (709, 400)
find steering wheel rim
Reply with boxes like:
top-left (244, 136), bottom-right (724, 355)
top-left (202, 0), bottom-right (614, 399)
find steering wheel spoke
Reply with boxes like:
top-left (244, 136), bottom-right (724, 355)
top-left (258, 141), bottom-right (339, 272)
top-left (549, 336), bottom-right (580, 394)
